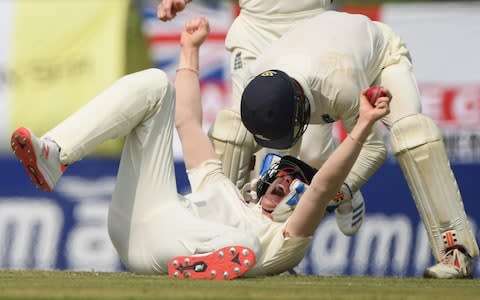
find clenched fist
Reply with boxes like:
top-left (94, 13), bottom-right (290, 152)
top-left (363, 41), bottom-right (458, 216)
top-left (181, 17), bottom-right (210, 49)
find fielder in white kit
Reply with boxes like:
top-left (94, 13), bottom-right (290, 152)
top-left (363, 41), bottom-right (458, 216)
top-left (238, 11), bottom-right (478, 279)
top-left (158, 0), bottom-right (366, 238)
top-left (10, 17), bottom-right (392, 280)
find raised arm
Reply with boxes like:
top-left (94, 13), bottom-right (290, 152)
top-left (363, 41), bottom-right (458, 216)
top-left (175, 17), bottom-right (217, 169)
top-left (285, 88), bottom-right (392, 237)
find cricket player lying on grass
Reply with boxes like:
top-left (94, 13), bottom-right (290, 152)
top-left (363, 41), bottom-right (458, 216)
top-left (10, 17), bottom-right (391, 280)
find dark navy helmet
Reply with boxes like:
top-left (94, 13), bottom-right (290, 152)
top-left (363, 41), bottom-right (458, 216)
top-left (241, 70), bottom-right (310, 149)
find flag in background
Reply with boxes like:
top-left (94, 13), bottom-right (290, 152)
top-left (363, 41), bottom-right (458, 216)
top-left (142, 1), bottom-right (480, 162)
top-left (142, 0), bottom-right (236, 159)
top-left (2, 1), bottom-right (478, 162)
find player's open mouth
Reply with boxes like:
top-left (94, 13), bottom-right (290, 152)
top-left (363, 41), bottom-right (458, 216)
top-left (271, 186), bottom-right (286, 197)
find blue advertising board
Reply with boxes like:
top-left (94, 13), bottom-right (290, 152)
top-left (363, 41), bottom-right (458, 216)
top-left (1, 155), bottom-right (478, 277)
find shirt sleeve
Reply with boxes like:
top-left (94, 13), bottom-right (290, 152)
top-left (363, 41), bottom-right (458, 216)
top-left (187, 159), bottom-right (230, 193)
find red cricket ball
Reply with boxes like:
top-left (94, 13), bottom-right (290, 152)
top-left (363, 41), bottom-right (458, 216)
top-left (365, 86), bottom-right (387, 106)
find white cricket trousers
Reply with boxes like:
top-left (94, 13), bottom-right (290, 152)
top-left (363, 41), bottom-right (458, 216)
top-left (45, 68), bottom-right (259, 274)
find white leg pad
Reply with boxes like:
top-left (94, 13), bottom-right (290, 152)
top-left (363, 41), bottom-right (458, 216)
top-left (390, 114), bottom-right (479, 260)
top-left (208, 108), bottom-right (257, 188)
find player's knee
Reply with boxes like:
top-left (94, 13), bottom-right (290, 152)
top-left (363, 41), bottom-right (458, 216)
top-left (138, 68), bottom-right (168, 83)
top-left (139, 68), bottom-right (170, 95)
top-left (390, 113), bottom-right (442, 155)
top-left (121, 68), bottom-right (170, 96)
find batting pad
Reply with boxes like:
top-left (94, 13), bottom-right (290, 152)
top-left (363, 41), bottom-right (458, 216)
top-left (208, 108), bottom-right (258, 188)
top-left (390, 114), bottom-right (479, 260)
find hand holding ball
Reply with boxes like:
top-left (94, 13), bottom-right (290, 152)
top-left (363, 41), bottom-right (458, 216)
top-left (361, 86), bottom-right (391, 121)
top-left (365, 86), bottom-right (388, 107)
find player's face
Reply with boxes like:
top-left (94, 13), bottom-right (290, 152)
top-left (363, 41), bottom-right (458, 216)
top-left (261, 174), bottom-right (293, 213)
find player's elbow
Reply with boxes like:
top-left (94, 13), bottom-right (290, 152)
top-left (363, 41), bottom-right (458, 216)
top-left (175, 110), bottom-right (201, 129)
top-left (176, 120), bottom-right (201, 138)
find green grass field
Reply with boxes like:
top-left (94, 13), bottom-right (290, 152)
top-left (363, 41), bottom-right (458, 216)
top-left (0, 270), bottom-right (479, 300)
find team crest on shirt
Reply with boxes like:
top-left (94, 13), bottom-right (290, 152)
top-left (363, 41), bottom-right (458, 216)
top-left (260, 70), bottom-right (277, 77)
top-left (233, 51), bottom-right (243, 70)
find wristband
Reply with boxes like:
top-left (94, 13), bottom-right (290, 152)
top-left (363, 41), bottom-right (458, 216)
top-left (176, 67), bottom-right (199, 76)
top-left (348, 134), bottom-right (363, 146)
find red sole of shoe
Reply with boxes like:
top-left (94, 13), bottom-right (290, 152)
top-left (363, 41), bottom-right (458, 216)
top-left (11, 127), bottom-right (52, 192)
top-left (168, 246), bottom-right (256, 280)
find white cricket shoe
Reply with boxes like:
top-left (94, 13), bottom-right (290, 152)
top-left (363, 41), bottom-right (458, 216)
top-left (335, 191), bottom-right (365, 236)
top-left (423, 246), bottom-right (474, 279)
top-left (11, 127), bottom-right (66, 192)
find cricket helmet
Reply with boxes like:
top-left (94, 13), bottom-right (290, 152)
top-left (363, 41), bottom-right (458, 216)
top-left (241, 70), bottom-right (311, 149)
